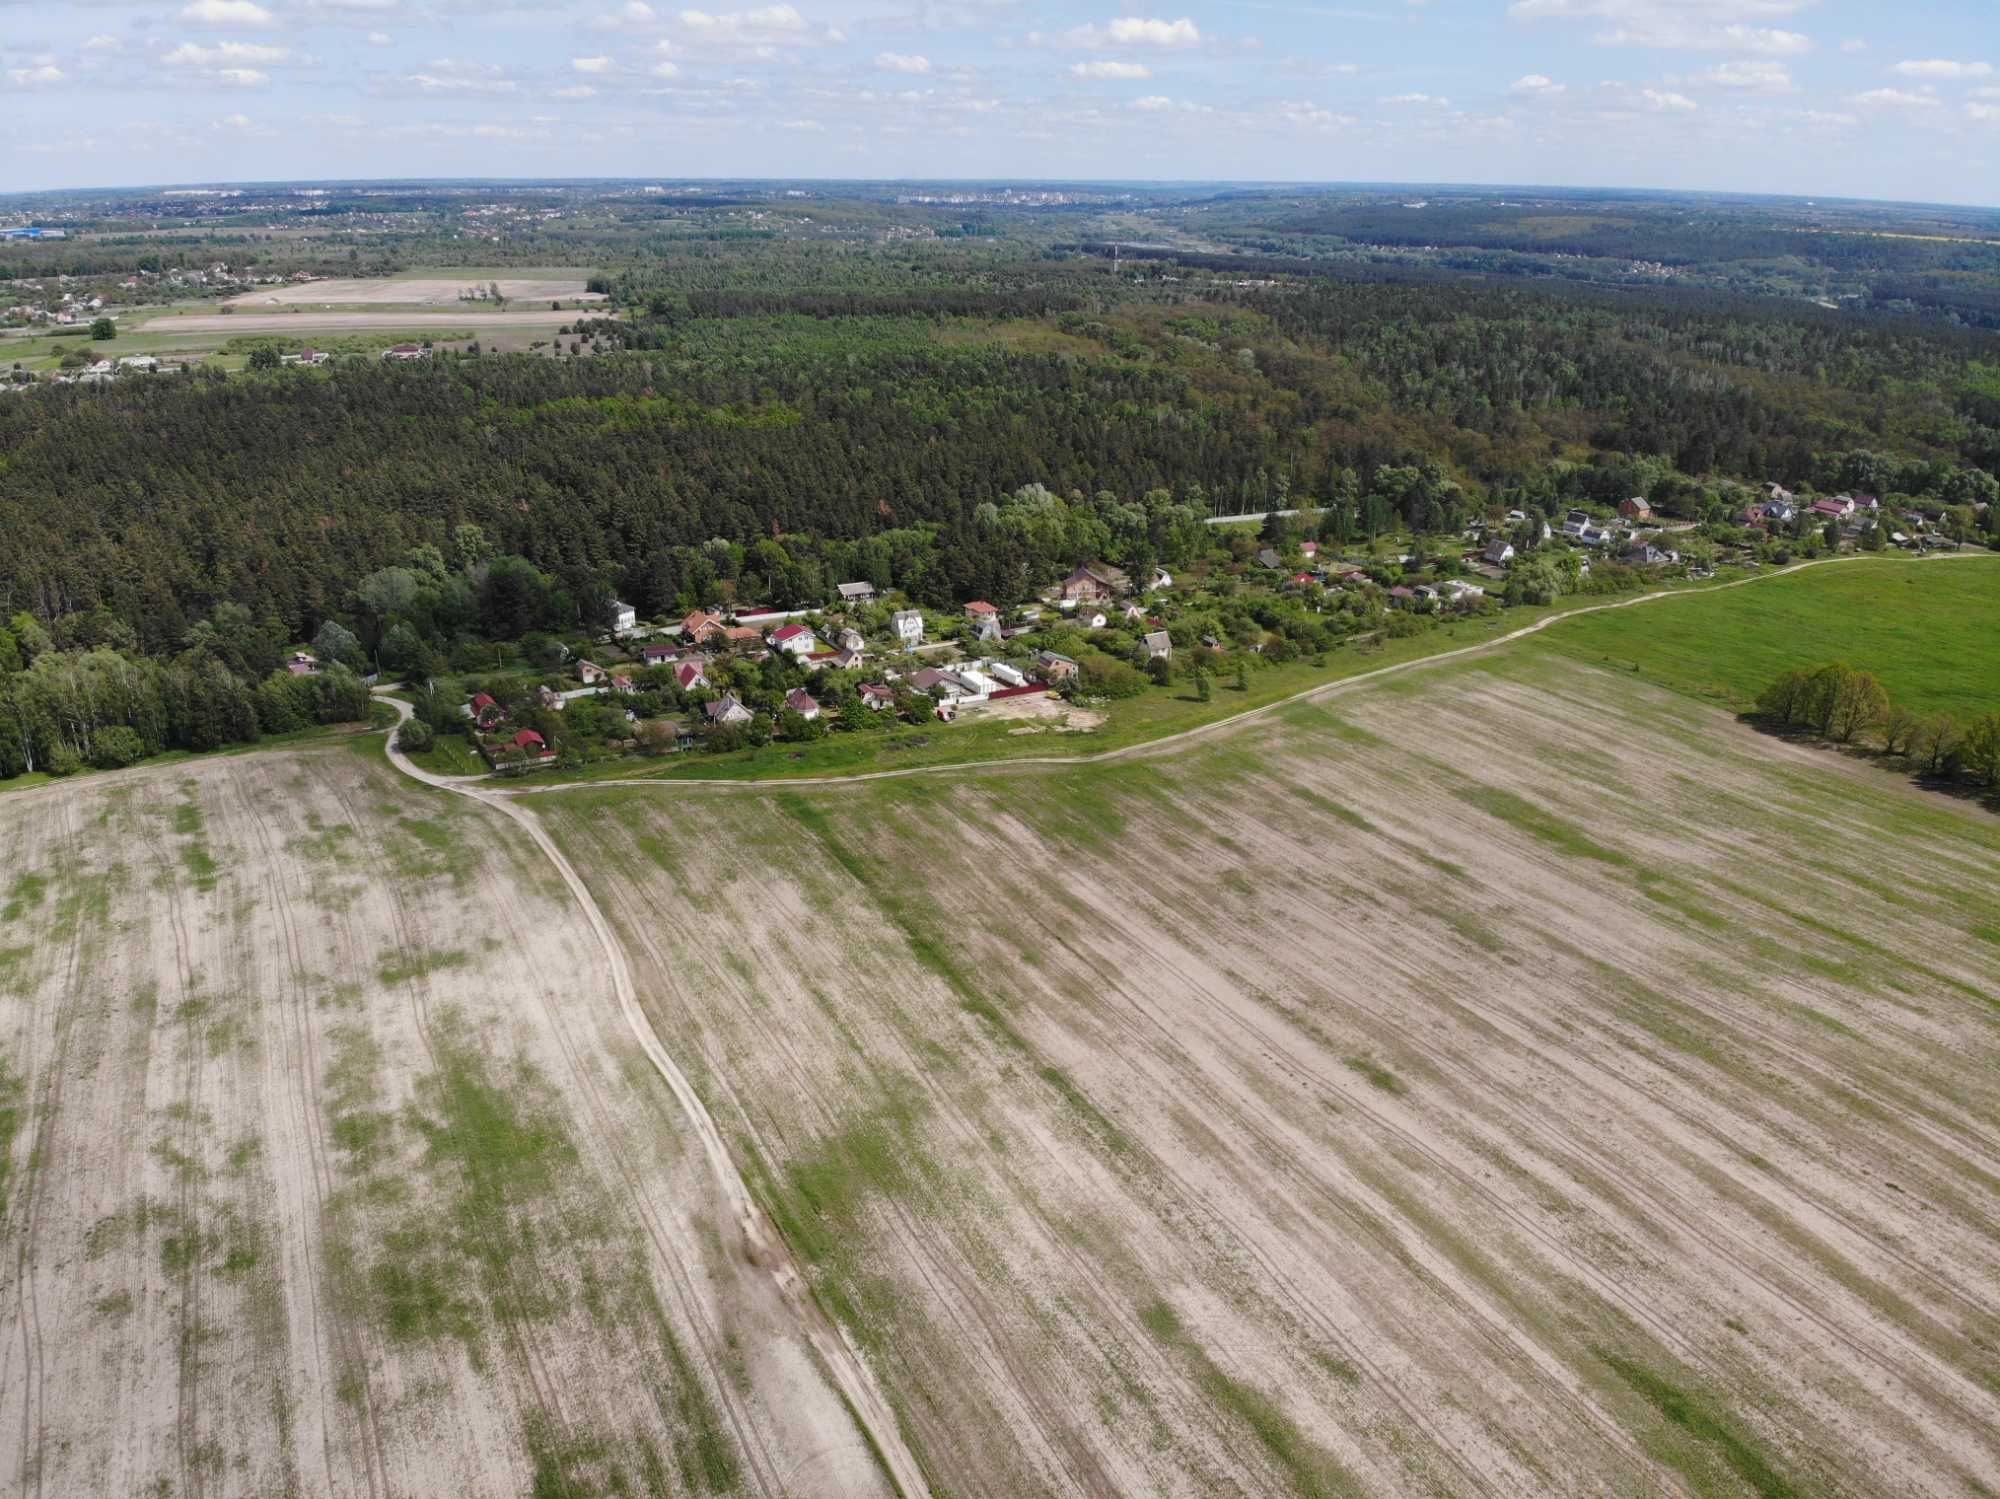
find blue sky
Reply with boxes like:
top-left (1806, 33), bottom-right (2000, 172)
top-left (2, 0), bottom-right (1996, 204)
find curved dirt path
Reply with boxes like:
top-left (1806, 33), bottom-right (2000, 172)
top-left (378, 701), bottom-right (929, 1499)
top-left (499, 550), bottom-right (1999, 798)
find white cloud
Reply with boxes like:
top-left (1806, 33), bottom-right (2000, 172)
top-left (217, 67), bottom-right (269, 85)
top-left (779, 115), bottom-right (822, 128)
top-left (213, 111), bottom-right (254, 128)
top-left (556, 83), bottom-right (598, 97)
top-left (681, 5), bottom-right (809, 37)
top-left (651, 59), bottom-right (680, 76)
top-left (1850, 87), bottom-right (1940, 109)
top-left (366, 30), bottom-right (391, 44)
top-left (1694, 59), bottom-right (1794, 90)
top-left (1800, 109), bottom-right (1856, 126)
top-left (1969, 102), bottom-right (2000, 122)
top-left (875, 51), bottom-right (930, 73)
top-left (572, 55), bottom-right (612, 72)
top-left (163, 40), bottom-right (291, 66)
top-left (179, 0), bottom-right (274, 26)
top-left (1640, 87), bottom-right (1696, 110)
top-left (1071, 60), bottom-right (1151, 79)
top-left (1384, 91), bottom-right (1446, 105)
top-left (1510, 0), bottom-right (1812, 55)
top-left (1510, 73), bottom-right (1564, 93)
top-left (1275, 99), bottom-right (1356, 128)
top-left (1890, 59), bottom-right (1992, 80)
top-left (1047, 16), bottom-right (1201, 51)
top-left (397, 60), bottom-right (519, 93)
top-left (1840, 39), bottom-right (1865, 54)
top-left (5, 64), bottom-right (66, 87)
top-left (82, 34), bottom-right (123, 53)
top-left (1131, 94), bottom-right (1173, 109)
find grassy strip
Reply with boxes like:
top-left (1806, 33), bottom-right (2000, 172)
top-left (1141, 1299), bottom-right (1364, 1499)
top-left (1453, 786), bottom-right (1631, 867)
top-left (1599, 1352), bottom-right (1801, 1499)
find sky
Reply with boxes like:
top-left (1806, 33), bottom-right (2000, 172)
top-left (1, 0), bottom-right (1996, 205)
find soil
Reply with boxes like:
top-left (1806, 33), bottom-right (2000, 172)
top-left (228, 278), bottom-right (605, 307)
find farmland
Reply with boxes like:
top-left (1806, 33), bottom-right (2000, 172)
top-left (537, 651), bottom-right (2000, 1497)
top-left (1530, 557), bottom-right (2000, 719)
top-left (0, 739), bottom-right (886, 1498)
top-left (228, 271), bottom-right (604, 308)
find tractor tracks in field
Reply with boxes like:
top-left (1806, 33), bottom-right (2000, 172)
top-left (374, 698), bottom-right (930, 1499)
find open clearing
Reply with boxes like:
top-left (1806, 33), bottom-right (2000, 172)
top-left (541, 650), bottom-right (2000, 1497)
top-left (144, 309), bottom-right (590, 334)
top-left (228, 273), bottom-right (604, 307)
top-left (0, 740), bottom-right (885, 1498)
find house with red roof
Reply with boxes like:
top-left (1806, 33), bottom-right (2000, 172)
top-left (784, 688), bottom-right (822, 721)
top-left (769, 622), bottom-right (819, 658)
top-left (468, 692), bottom-right (503, 728)
top-left (675, 660), bottom-right (707, 692)
top-left (641, 643), bottom-right (679, 667)
top-left (681, 610), bottom-right (723, 644)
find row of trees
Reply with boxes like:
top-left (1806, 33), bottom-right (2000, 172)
top-left (1755, 663), bottom-right (2000, 786)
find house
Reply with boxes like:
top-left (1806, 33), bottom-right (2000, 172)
top-left (608, 599), bottom-right (637, 632)
top-left (681, 610), bottom-right (723, 644)
top-left (536, 685), bottom-right (566, 711)
top-left (285, 650), bottom-right (320, 677)
top-left (1298, 541), bottom-right (1318, 560)
top-left (859, 682), bottom-right (898, 711)
top-left (1618, 496), bottom-right (1653, 521)
top-left (838, 627), bottom-right (865, 653)
top-left (1560, 509), bottom-right (1593, 538)
top-left (704, 694), bottom-right (752, 727)
top-left (1811, 497), bottom-right (1855, 519)
top-left (674, 660), bottom-right (707, 691)
top-left (469, 692), bottom-right (502, 728)
top-left (610, 674), bottom-right (636, 695)
top-left (1768, 483), bottom-right (1794, 503)
top-left (510, 729), bottom-right (551, 758)
top-left (641, 643), bottom-right (679, 668)
top-left (986, 662), bottom-right (1028, 688)
top-left (1143, 630), bottom-right (1173, 660)
top-left (1256, 547), bottom-right (1284, 570)
top-left (1623, 542), bottom-right (1678, 566)
top-left (769, 622), bottom-right (818, 658)
top-left (892, 609), bottom-right (924, 646)
top-left (723, 626), bottom-right (763, 649)
top-left (382, 343), bottom-right (427, 361)
top-left (1481, 539), bottom-right (1516, 567)
top-left (1150, 568), bottom-right (1173, 591)
top-left (832, 646), bottom-right (866, 671)
top-left (118, 355), bottom-right (159, 373)
top-left (964, 600), bottom-right (1000, 622)
top-left (1388, 585), bottom-right (1417, 603)
top-left (1059, 563), bottom-right (1117, 603)
top-left (836, 581), bottom-right (877, 604)
top-left (784, 688), bottom-right (822, 721)
top-left (1440, 579), bottom-right (1486, 603)
top-left (282, 347), bottom-right (330, 367)
top-left (1036, 650), bottom-right (1079, 682)
top-left (1072, 605), bottom-right (1108, 629)
top-left (578, 661), bottom-right (608, 685)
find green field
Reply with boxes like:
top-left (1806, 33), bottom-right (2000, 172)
top-left (1529, 556), bottom-right (2000, 720)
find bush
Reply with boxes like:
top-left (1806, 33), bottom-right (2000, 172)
top-left (44, 744), bottom-right (83, 777)
top-left (89, 725), bottom-right (146, 769)
top-left (397, 718), bottom-right (435, 754)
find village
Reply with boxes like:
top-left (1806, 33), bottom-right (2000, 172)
top-left (414, 480), bottom-right (1982, 777)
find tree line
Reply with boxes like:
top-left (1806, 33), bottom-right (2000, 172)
top-left (1756, 662), bottom-right (1999, 788)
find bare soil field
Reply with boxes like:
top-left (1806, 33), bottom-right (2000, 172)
top-left (151, 310), bottom-right (589, 334)
top-left (0, 740), bottom-right (884, 1498)
top-left (230, 277), bottom-right (604, 307)
top-left (539, 654), bottom-right (2000, 1498)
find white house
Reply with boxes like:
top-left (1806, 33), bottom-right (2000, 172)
top-left (892, 609), bottom-right (924, 646)
top-left (769, 623), bottom-right (818, 658)
top-left (1143, 630), bottom-right (1173, 660)
top-left (608, 599), bottom-right (637, 632)
top-left (784, 688), bottom-right (822, 721)
top-left (1481, 539), bottom-right (1515, 567)
top-left (836, 581), bottom-right (877, 604)
top-left (704, 694), bottom-right (753, 727)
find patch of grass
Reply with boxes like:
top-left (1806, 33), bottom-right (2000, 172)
top-left (1455, 785), bottom-right (1631, 867)
top-left (0, 1061), bottom-right (22, 1219)
top-left (390, 815), bottom-right (482, 887)
top-left (1343, 1055), bottom-right (1408, 1096)
top-left (1140, 1298), bottom-right (1364, 1498)
top-left (1290, 787), bottom-right (1375, 831)
top-left (1, 872), bottom-right (47, 922)
top-left (1531, 556), bottom-right (2000, 720)
top-left (1599, 1351), bottom-right (1800, 1499)
top-left (375, 946), bottom-right (472, 986)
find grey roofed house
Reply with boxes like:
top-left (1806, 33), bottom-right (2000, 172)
top-left (1482, 539), bottom-right (1515, 567)
top-left (704, 693), bottom-right (753, 725)
top-left (1256, 547), bottom-right (1283, 569)
top-left (1143, 630), bottom-right (1173, 659)
top-left (892, 609), bottom-right (924, 643)
top-left (837, 581), bottom-right (877, 602)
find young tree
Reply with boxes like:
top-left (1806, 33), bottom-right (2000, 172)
top-left (1961, 712), bottom-right (2000, 787)
top-left (1825, 667), bottom-right (1889, 743)
top-left (1911, 714), bottom-right (1962, 776)
top-left (90, 317), bottom-right (116, 341)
